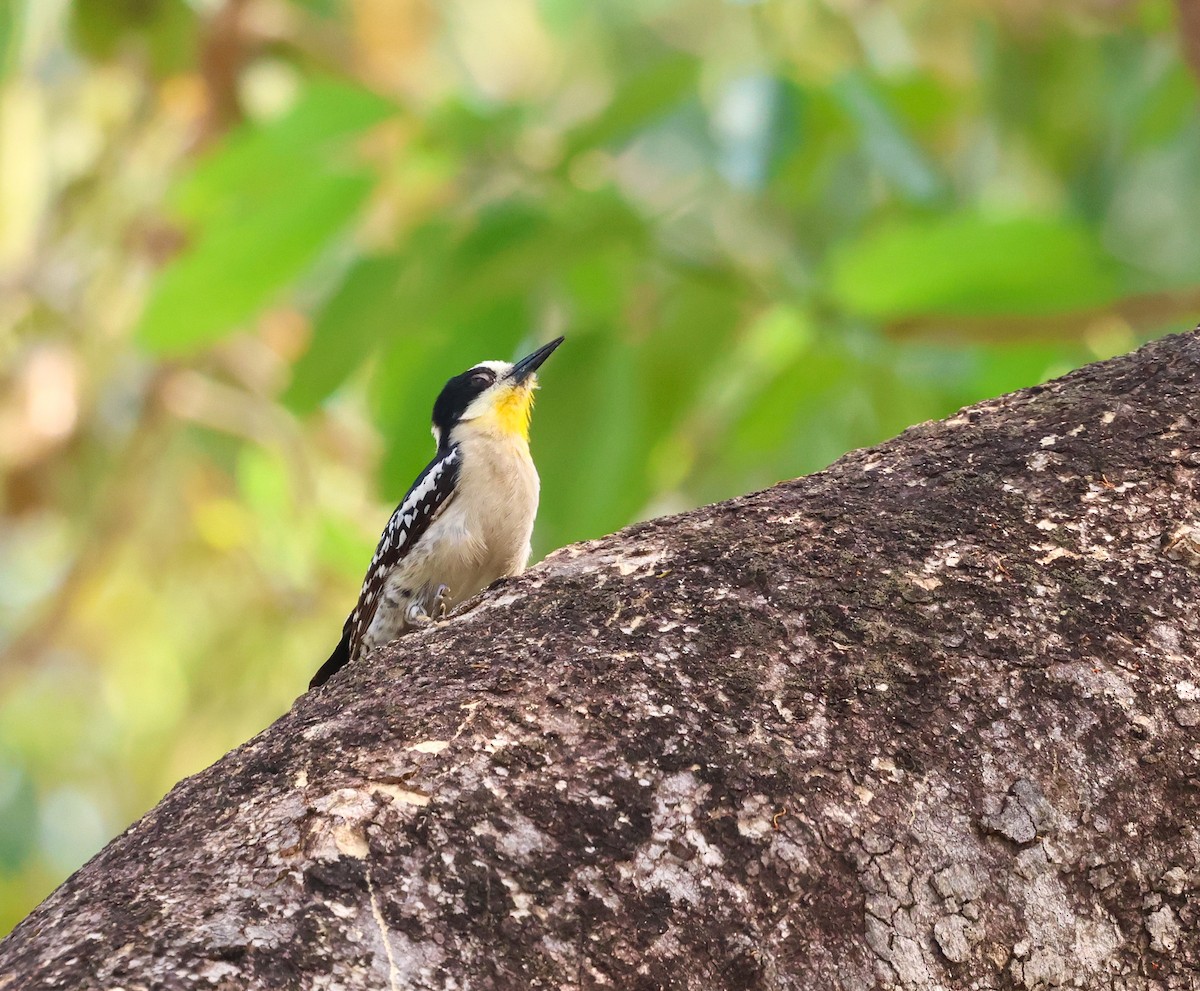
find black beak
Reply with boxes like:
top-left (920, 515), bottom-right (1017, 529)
top-left (509, 336), bottom-right (564, 383)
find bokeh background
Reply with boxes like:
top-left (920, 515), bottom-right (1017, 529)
top-left (1, 0), bottom-right (1199, 935)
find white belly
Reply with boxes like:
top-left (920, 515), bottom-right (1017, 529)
top-left (364, 434), bottom-right (539, 653)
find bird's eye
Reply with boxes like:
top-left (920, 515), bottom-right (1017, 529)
top-left (470, 370), bottom-right (495, 387)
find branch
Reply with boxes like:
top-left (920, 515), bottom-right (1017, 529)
top-left (196, 0), bottom-right (252, 147)
top-left (2, 331), bottom-right (1199, 989)
top-left (1177, 0), bottom-right (1200, 89)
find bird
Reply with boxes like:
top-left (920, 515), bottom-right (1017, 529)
top-left (308, 336), bottom-right (563, 689)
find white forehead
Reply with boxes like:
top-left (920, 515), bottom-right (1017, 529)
top-left (473, 360), bottom-right (513, 377)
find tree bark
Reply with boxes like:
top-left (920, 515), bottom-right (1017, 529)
top-left (2, 332), bottom-right (1199, 991)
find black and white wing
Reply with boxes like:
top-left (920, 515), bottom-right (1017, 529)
top-left (309, 445), bottom-right (462, 688)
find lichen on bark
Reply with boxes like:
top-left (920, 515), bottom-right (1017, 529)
top-left (1, 331), bottom-right (1198, 990)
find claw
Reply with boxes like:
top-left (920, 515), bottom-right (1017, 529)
top-left (433, 583), bottom-right (451, 619)
top-left (405, 585), bottom-right (452, 628)
top-left (404, 599), bottom-right (432, 627)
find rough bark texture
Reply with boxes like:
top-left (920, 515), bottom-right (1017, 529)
top-left (2, 332), bottom-right (1199, 991)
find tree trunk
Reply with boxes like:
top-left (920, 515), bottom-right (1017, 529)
top-left (2, 332), bottom-right (1199, 991)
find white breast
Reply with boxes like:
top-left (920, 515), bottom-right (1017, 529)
top-left (358, 422), bottom-right (542, 661)
top-left (390, 430), bottom-right (538, 618)
top-left (448, 431), bottom-right (540, 598)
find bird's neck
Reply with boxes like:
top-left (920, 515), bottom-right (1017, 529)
top-left (450, 423), bottom-right (532, 462)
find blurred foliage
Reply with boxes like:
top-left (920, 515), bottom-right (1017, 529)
top-left (0, 0), bottom-right (1197, 936)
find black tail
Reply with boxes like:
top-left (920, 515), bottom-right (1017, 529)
top-left (309, 627), bottom-right (351, 689)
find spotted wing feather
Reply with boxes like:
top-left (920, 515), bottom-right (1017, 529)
top-left (309, 446), bottom-right (462, 688)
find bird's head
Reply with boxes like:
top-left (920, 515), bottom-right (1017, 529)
top-left (431, 336), bottom-right (564, 449)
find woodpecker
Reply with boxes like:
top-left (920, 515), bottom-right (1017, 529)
top-left (309, 336), bottom-right (564, 689)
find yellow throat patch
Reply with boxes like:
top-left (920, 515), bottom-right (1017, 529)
top-left (491, 382), bottom-right (535, 440)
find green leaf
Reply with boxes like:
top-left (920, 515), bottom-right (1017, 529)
top-left (565, 54), bottom-right (700, 156)
top-left (532, 331), bottom-right (648, 551)
top-left (831, 71), bottom-right (943, 204)
top-left (286, 203), bottom-right (552, 414)
top-left (136, 81), bottom-right (396, 355)
top-left (290, 191), bottom-right (644, 414)
top-left (289, 0), bottom-right (341, 16)
top-left (371, 317), bottom-right (528, 499)
top-left (173, 80), bottom-right (395, 221)
top-left (136, 170), bottom-right (372, 354)
top-left (537, 0), bottom-right (589, 35)
top-left (1130, 63), bottom-right (1196, 148)
top-left (0, 761), bottom-right (36, 871)
top-left (959, 341), bottom-right (1089, 403)
top-left (828, 214), bottom-right (1123, 318)
top-left (0, 2), bottom-right (19, 79)
top-left (69, 0), bottom-right (198, 76)
top-left (639, 269), bottom-right (741, 434)
top-left (283, 254), bottom-right (407, 412)
top-left (562, 245), bottom-right (637, 321)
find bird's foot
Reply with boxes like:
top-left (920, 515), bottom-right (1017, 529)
top-left (405, 585), bottom-right (452, 627)
top-left (433, 583), bottom-right (451, 619)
